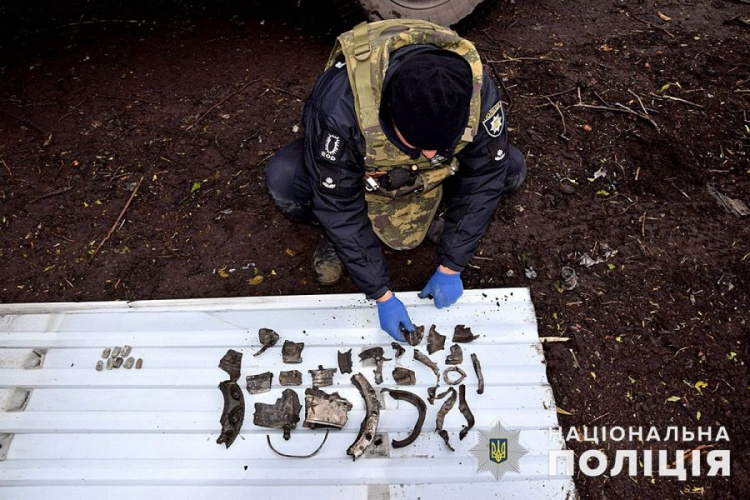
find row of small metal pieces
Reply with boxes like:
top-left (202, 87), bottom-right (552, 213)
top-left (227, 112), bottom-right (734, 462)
top-left (95, 345), bottom-right (143, 371)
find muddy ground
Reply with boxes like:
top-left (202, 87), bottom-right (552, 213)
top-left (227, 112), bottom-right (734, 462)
top-left (0, 0), bottom-right (748, 497)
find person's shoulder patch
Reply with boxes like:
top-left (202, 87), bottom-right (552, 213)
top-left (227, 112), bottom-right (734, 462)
top-left (318, 129), bottom-right (343, 163)
top-left (482, 101), bottom-right (504, 138)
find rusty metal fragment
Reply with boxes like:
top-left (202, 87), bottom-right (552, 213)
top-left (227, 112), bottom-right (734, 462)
top-left (95, 360), bottom-right (103, 371)
top-left (217, 379), bottom-right (245, 448)
top-left (443, 366), bottom-right (467, 385)
top-left (391, 342), bottom-right (406, 359)
top-left (246, 372), bottom-right (273, 394)
top-left (121, 345), bottom-right (132, 357)
top-left (470, 353), bottom-right (484, 394)
top-left (282, 340), bottom-right (304, 363)
top-left (338, 349), bottom-right (353, 374)
top-left (392, 367), bottom-right (416, 385)
top-left (404, 324), bottom-right (425, 346)
top-left (253, 388), bottom-right (301, 440)
top-left (102, 347), bottom-right (111, 359)
top-left (347, 373), bottom-right (380, 460)
top-left (267, 429), bottom-right (330, 458)
top-left (279, 370), bottom-right (302, 386)
top-left (218, 349), bottom-right (243, 381)
top-left (446, 344), bottom-right (463, 365)
top-left (427, 325), bottom-right (446, 354)
top-left (135, 358), bottom-right (143, 369)
top-left (111, 346), bottom-right (121, 358)
top-left (382, 388), bottom-right (426, 449)
top-left (359, 347), bottom-right (391, 385)
top-left (435, 387), bottom-right (457, 451)
top-left (427, 385), bottom-right (439, 405)
top-left (458, 384), bottom-right (475, 440)
top-left (309, 365), bottom-right (337, 388)
top-left (453, 325), bottom-right (479, 343)
top-left (123, 357), bottom-right (135, 369)
top-left (113, 357), bottom-right (124, 369)
top-left (254, 328), bottom-right (279, 357)
top-left (303, 388), bottom-right (353, 429)
top-left (413, 349), bottom-right (440, 384)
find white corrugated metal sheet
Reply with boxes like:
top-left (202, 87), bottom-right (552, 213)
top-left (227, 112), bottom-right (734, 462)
top-left (0, 289), bottom-right (575, 499)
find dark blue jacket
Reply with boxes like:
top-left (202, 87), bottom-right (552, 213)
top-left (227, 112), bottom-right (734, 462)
top-left (302, 46), bottom-right (510, 299)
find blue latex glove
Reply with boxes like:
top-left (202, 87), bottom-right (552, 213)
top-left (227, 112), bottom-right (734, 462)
top-left (418, 268), bottom-right (463, 309)
top-left (376, 294), bottom-right (414, 342)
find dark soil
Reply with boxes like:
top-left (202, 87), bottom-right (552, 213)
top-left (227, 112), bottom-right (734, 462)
top-left (0, 1), bottom-right (748, 498)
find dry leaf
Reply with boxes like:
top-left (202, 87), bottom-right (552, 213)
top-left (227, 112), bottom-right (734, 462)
top-left (657, 11), bottom-right (671, 22)
top-left (248, 275), bottom-right (264, 286)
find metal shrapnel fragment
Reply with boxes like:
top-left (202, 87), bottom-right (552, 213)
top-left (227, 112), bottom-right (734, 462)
top-left (391, 342), bottom-right (406, 359)
top-left (111, 346), bottom-right (122, 358)
top-left (427, 385), bottom-right (439, 405)
top-left (123, 357), bottom-right (135, 369)
top-left (253, 388), bottom-right (301, 440)
top-left (405, 324), bottom-right (425, 346)
top-left (443, 366), bottom-right (467, 386)
top-left (106, 358), bottom-right (114, 370)
top-left (435, 387), bottom-right (457, 451)
top-left (427, 325), bottom-right (446, 354)
top-left (470, 353), bottom-right (484, 395)
top-left (246, 372), bottom-right (273, 394)
top-left (95, 360), bottom-right (103, 371)
top-left (561, 266), bottom-right (577, 291)
top-left (121, 345), bottom-right (132, 358)
top-left (458, 384), bottom-right (475, 440)
top-left (446, 344), bottom-right (463, 365)
top-left (382, 388), bottom-right (426, 449)
top-left (279, 370), bottom-right (302, 386)
top-left (303, 388), bottom-right (353, 430)
top-left (113, 357), bottom-right (124, 369)
top-left (338, 349), bottom-right (353, 374)
top-left (359, 347), bottom-right (391, 385)
top-left (413, 349), bottom-right (440, 384)
top-left (254, 328), bottom-right (279, 357)
top-left (392, 367), bottom-right (416, 385)
top-left (217, 380), bottom-right (245, 448)
top-left (267, 429), bottom-right (330, 458)
top-left (135, 358), bottom-right (143, 369)
top-left (102, 347), bottom-right (111, 359)
top-left (347, 373), bottom-right (380, 460)
top-left (282, 340), bottom-right (304, 364)
top-left (309, 365), bottom-right (337, 388)
top-left (218, 349), bottom-right (243, 382)
top-left (452, 325), bottom-right (479, 343)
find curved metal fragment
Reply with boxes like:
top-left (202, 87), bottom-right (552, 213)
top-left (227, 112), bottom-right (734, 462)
top-left (443, 366), bottom-right (467, 386)
top-left (413, 349), bottom-right (440, 384)
top-left (453, 324), bottom-right (479, 343)
top-left (347, 373), bottom-right (380, 460)
top-left (309, 365), bottom-right (337, 388)
top-left (391, 342), bottom-right (406, 359)
top-left (267, 429), bottom-right (330, 458)
top-left (254, 328), bottom-right (280, 357)
top-left (253, 388), bottom-right (301, 440)
top-left (246, 372), bottom-right (273, 394)
top-left (382, 388), bottom-right (426, 449)
top-left (392, 367), bottom-right (416, 385)
top-left (427, 325), bottom-right (446, 354)
top-left (217, 380), bottom-right (245, 448)
top-left (338, 349), bottom-right (353, 374)
top-left (458, 384), bottom-right (475, 440)
top-left (359, 347), bottom-right (391, 385)
top-left (218, 349), bottom-right (243, 382)
top-left (446, 344), bottom-right (463, 365)
top-left (282, 340), bottom-right (304, 363)
top-left (470, 353), bottom-right (484, 394)
top-left (435, 387), bottom-right (457, 451)
top-left (303, 388), bottom-right (353, 429)
top-left (279, 370), bottom-right (302, 386)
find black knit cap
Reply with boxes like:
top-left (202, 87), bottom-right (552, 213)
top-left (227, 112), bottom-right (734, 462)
top-left (384, 50), bottom-right (473, 151)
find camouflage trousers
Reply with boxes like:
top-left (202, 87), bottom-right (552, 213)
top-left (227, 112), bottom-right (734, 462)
top-left (264, 137), bottom-right (528, 227)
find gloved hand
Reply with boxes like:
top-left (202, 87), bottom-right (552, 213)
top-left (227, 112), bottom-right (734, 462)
top-left (376, 293), bottom-right (414, 342)
top-left (418, 267), bottom-right (463, 309)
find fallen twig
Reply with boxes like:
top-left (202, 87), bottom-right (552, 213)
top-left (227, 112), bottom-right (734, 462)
top-left (263, 81), bottom-right (304, 101)
top-left (186, 78), bottom-right (261, 131)
top-left (546, 97), bottom-right (569, 141)
top-left (630, 14), bottom-right (675, 38)
top-left (0, 109), bottom-right (48, 135)
top-left (88, 176), bottom-right (144, 265)
top-left (649, 93), bottom-right (705, 109)
top-left (1, 159), bottom-right (11, 176)
top-left (28, 186), bottom-right (73, 204)
top-left (95, 94), bottom-right (161, 106)
top-left (574, 90), bottom-right (660, 132)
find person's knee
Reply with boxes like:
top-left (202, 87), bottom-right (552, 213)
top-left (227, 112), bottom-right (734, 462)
top-left (502, 144), bottom-right (527, 196)
top-left (265, 138), bottom-right (304, 204)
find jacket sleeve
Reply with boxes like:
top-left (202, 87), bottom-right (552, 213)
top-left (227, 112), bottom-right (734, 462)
top-left (438, 73), bottom-right (511, 271)
top-left (302, 93), bottom-right (391, 300)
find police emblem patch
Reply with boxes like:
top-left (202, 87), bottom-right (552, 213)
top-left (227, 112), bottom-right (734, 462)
top-left (482, 102), bottom-right (504, 138)
top-left (469, 420), bottom-right (528, 480)
top-left (319, 131), bottom-right (342, 163)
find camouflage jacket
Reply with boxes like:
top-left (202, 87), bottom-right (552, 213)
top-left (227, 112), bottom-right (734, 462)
top-left (302, 40), bottom-right (511, 300)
